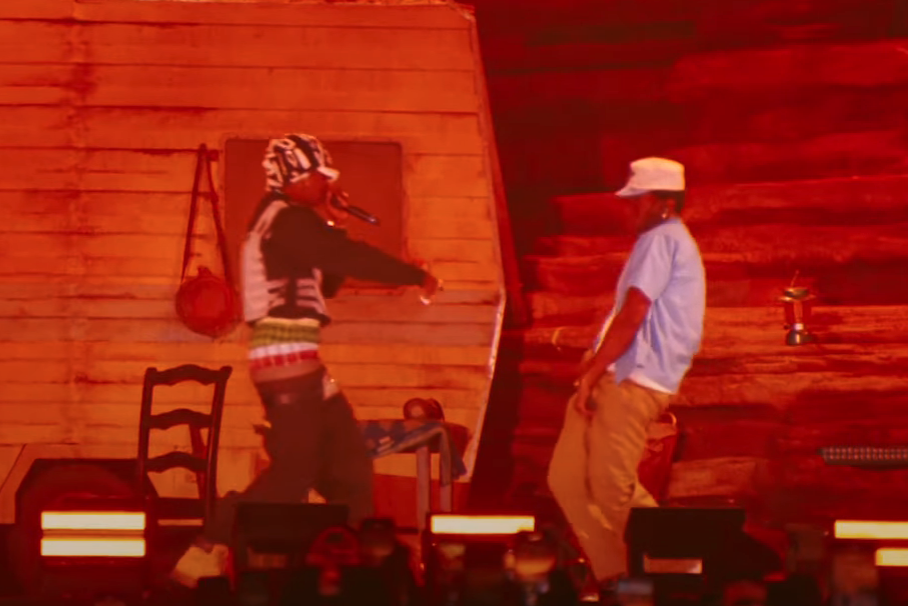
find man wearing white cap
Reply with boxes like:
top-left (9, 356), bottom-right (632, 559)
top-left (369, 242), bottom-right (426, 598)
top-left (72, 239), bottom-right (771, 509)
top-left (547, 157), bottom-right (706, 602)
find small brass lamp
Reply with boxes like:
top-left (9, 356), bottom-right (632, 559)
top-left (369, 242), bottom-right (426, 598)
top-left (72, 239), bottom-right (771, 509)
top-left (780, 285), bottom-right (815, 346)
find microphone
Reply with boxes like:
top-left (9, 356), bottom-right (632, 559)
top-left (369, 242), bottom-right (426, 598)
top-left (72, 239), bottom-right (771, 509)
top-left (330, 193), bottom-right (380, 226)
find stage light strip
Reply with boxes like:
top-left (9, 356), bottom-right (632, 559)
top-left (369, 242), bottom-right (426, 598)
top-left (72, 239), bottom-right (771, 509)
top-left (41, 537), bottom-right (146, 558)
top-left (643, 554), bottom-right (703, 574)
top-left (430, 514), bottom-right (536, 535)
top-left (834, 520), bottom-right (908, 540)
top-left (876, 548), bottom-right (908, 567)
top-left (42, 511), bottom-right (146, 531)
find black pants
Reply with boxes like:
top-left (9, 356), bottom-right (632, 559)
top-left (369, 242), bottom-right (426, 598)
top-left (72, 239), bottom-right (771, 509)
top-left (205, 367), bottom-right (375, 544)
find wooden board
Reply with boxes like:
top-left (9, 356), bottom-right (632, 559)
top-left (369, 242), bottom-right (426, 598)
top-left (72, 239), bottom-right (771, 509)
top-left (72, 0), bottom-right (475, 29)
top-left (0, 106), bottom-right (486, 156)
top-left (0, 63), bottom-right (479, 114)
top-left (0, 21), bottom-right (475, 71)
top-left (0, 0), bottom-right (505, 493)
top-left (0, 148), bottom-right (490, 197)
top-left (0, 0), bottom-right (475, 28)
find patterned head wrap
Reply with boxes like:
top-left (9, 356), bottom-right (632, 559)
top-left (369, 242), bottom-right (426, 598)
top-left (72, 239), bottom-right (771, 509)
top-left (262, 134), bottom-right (339, 191)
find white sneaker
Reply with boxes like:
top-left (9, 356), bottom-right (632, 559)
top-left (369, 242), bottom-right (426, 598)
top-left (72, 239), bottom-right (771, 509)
top-left (170, 542), bottom-right (229, 588)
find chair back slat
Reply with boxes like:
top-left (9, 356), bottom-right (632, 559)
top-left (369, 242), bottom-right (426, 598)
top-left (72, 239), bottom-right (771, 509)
top-left (137, 364), bottom-right (232, 523)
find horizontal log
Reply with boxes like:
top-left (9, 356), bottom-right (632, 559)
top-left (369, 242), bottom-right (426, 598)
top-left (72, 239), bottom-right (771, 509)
top-left (525, 288), bottom-right (879, 326)
top-left (489, 67), bottom-right (670, 115)
top-left (667, 456), bottom-right (764, 500)
top-left (503, 129), bottom-right (908, 195)
top-left (489, 38), bottom-right (908, 114)
top-left (0, 148), bottom-right (490, 199)
top-left (517, 305), bottom-right (908, 361)
top-left (0, 106), bottom-right (484, 156)
top-left (0, 63), bottom-right (479, 114)
top-left (775, 411), bottom-right (908, 454)
top-left (482, 2), bottom-right (900, 72)
top-left (668, 39), bottom-right (908, 99)
top-left (523, 254), bottom-right (908, 305)
top-left (661, 129), bottom-right (908, 185)
top-left (497, 83), bottom-right (908, 153)
top-left (524, 291), bottom-right (614, 325)
top-left (534, 225), bottom-right (908, 264)
top-left (544, 174), bottom-right (908, 235)
top-left (0, 21), bottom-right (474, 71)
top-left (591, 129), bottom-right (908, 190)
top-left (770, 455), bottom-right (908, 493)
top-left (514, 389), bottom-right (908, 463)
top-left (518, 370), bottom-right (908, 410)
top-left (483, 35), bottom-right (693, 73)
top-left (520, 345), bottom-right (908, 384)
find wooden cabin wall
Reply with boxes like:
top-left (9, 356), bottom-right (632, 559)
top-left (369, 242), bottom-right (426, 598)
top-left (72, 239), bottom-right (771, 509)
top-left (470, 0), bottom-right (908, 527)
top-left (0, 0), bottom-right (504, 525)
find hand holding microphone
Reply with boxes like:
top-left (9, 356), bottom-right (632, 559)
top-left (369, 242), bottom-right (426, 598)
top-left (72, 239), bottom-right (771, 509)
top-left (413, 257), bottom-right (442, 305)
top-left (420, 273), bottom-right (442, 305)
top-left (329, 190), bottom-right (380, 226)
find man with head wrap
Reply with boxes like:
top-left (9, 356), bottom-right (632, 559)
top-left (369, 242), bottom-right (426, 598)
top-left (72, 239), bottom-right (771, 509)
top-left (171, 134), bottom-right (440, 587)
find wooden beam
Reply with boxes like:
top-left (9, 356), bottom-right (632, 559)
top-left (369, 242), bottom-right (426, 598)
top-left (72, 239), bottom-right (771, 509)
top-left (495, 84), bottom-right (908, 153)
top-left (546, 174), bottom-right (908, 235)
top-left (468, 19), bottom-right (529, 327)
top-left (668, 38), bottom-right (908, 99)
top-left (534, 225), bottom-right (908, 262)
top-left (67, 1), bottom-right (472, 29)
top-left (523, 254), bottom-right (908, 305)
top-left (519, 305), bottom-right (908, 352)
top-left (0, 20), bottom-right (475, 71)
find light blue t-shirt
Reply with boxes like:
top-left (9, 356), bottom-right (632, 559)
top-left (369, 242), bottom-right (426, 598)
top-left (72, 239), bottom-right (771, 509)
top-left (592, 217), bottom-right (706, 394)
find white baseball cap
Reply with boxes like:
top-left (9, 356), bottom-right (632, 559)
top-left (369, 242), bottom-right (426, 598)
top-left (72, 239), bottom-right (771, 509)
top-left (615, 157), bottom-right (685, 198)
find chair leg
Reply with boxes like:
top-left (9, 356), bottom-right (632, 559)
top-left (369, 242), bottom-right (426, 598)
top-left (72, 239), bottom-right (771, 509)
top-left (416, 445), bottom-right (430, 531)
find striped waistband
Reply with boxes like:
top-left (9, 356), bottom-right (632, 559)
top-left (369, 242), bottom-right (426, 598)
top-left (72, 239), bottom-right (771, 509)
top-left (249, 349), bottom-right (320, 372)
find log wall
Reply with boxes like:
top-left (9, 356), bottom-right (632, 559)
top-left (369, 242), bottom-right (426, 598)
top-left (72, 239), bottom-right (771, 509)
top-left (471, 1), bottom-right (908, 529)
top-left (0, 0), bottom-right (505, 525)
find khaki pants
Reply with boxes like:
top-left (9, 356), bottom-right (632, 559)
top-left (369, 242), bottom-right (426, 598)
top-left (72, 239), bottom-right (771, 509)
top-left (547, 374), bottom-right (671, 581)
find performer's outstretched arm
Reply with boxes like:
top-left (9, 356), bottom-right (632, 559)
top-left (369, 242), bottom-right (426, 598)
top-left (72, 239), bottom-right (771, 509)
top-left (271, 205), bottom-right (428, 287)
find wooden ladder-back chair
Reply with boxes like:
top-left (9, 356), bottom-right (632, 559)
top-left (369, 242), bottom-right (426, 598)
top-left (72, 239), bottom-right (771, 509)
top-left (136, 364), bottom-right (232, 525)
